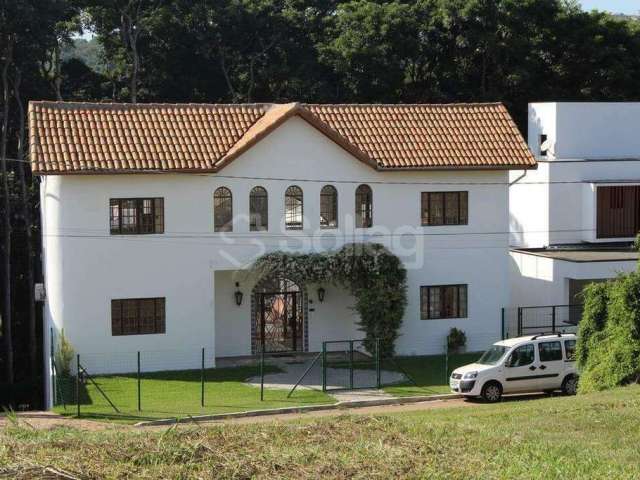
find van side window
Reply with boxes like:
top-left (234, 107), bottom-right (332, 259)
top-left (538, 341), bottom-right (562, 362)
top-left (564, 340), bottom-right (577, 361)
top-left (507, 344), bottom-right (534, 367)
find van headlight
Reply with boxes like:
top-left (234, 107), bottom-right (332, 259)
top-left (463, 371), bottom-right (478, 379)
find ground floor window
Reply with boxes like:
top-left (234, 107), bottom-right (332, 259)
top-left (420, 284), bottom-right (468, 319)
top-left (111, 298), bottom-right (166, 335)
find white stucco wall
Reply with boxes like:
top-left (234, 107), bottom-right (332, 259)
top-left (510, 103), bottom-right (640, 248)
top-left (42, 115), bottom-right (512, 380)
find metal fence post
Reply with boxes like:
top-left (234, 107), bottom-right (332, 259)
top-left (201, 347), bottom-right (205, 407)
top-left (375, 338), bottom-right (381, 389)
top-left (76, 354), bottom-right (80, 417)
top-left (501, 308), bottom-right (505, 339)
top-left (552, 306), bottom-right (557, 332)
top-left (137, 351), bottom-right (141, 411)
top-left (322, 342), bottom-right (327, 392)
top-left (50, 328), bottom-right (56, 406)
top-left (517, 307), bottom-right (523, 336)
top-left (260, 348), bottom-right (265, 402)
top-left (349, 340), bottom-right (354, 390)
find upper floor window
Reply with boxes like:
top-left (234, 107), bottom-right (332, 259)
top-left (110, 198), bottom-right (164, 235)
top-left (111, 297), bottom-right (165, 336)
top-left (355, 184), bottom-right (373, 228)
top-left (422, 191), bottom-right (468, 226)
top-left (285, 185), bottom-right (303, 230)
top-left (214, 187), bottom-right (233, 232)
top-left (420, 284), bottom-right (467, 320)
top-left (596, 185), bottom-right (639, 238)
top-left (250, 186), bottom-right (268, 231)
top-left (320, 185), bottom-right (338, 229)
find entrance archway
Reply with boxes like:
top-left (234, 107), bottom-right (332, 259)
top-left (252, 277), bottom-right (307, 354)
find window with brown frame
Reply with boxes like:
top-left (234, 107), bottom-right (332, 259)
top-left (421, 191), bottom-right (468, 226)
top-left (355, 184), bottom-right (373, 228)
top-left (596, 185), bottom-right (640, 238)
top-left (285, 185), bottom-right (304, 230)
top-left (110, 198), bottom-right (164, 234)
top-left (420, 285), bottom-right (468, 319)
top-left (250, 186), bottom-right (268, 231)
top-left (320, 185), bottom-right (338, 228)
top-left (214, 187), bottom-right (233, 232)
top-left (111, 298), bottom-right (165, 335)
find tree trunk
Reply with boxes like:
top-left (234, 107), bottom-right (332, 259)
top-left (0, 38), bottom-right (14, 385)
top-left (13, 69), bottom-right (37, 380)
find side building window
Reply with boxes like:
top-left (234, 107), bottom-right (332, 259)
top-left (420, 285), bottom-right (468, 319)
top-left (111, 298), bottom-right (166, 335)
top-left (250, 186), bottom-right (268, 231)
top-left (285, 185), bottom-right (303, 230)
top-left (214, 187), bottom-right (233, 232)
top-left (422, 191), bottom-right (468, 226)
top-left (320, 185), bottom-right (338, 229)
top-left (355, 184), bottom-right (373, 228)
top-left (110, 198), bottom-right (164, 234)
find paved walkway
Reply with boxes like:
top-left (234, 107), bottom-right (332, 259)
top-left (245, 356), bottom-right (405, 401)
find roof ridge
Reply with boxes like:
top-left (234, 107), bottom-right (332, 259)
top-left (29, 100), bottom-right (505, 109)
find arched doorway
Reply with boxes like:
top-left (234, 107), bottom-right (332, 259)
top-left (252, 277), bottom-right (306, 353)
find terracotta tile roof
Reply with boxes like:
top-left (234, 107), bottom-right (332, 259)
top-left (29, 101), bottom-right (535, 174)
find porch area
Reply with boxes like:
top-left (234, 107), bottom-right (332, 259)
top-left (214, 270), bottom-right (361, 359)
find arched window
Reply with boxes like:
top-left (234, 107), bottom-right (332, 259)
top-left (285, 185), bottom-right (303, 230)
top-left (213, 187), bottom-right (233, 232)
top-left (320, 185), bottom-right (338, 229)
top-left (250, 186), bottom-right (268, 231)
top-left (355, 184), bottom-right (373, 228)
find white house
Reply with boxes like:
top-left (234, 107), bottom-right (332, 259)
top-left (30, 101), bottom-right (535, 399)
top-left (508, 102), bottom-right (639, 333)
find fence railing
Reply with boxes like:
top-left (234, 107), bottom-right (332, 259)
top-left (502, 304), bottom-right (584, 338)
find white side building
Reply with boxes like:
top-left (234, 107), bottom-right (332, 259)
top-left (508, 103), bottom-right (639, 334)
top-left (30, 101), bottom-right (535, 406)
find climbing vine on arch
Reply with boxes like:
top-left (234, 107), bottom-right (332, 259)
top-left (249, 243), bottom-right (408, 357)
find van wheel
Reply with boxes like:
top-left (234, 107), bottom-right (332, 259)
top-left (562, 375), bottom-right (578, 396)
top-left (481, 381), bottom-right (502, 403)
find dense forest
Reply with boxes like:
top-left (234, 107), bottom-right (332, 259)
top-left (1, 0), bottom-right (640, 408)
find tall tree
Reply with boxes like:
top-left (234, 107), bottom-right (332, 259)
top-left (85, 0), bottom-right (163, 103)
top-left (0, 2), bottom-right (15, 385)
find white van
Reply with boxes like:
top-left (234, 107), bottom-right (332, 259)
top-left (450, 333), bottom-right (578, 402)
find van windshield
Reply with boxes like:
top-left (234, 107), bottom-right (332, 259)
top-left (477, 345), bottom-right (509, 365)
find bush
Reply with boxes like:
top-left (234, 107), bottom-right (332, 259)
top-left (447, 328), bottom-right (467, 352)
top-left (576, 282), bottom-right (610, 368)
top-left (54, 329), bottom-right (75, 377)
top-left (578, 271), bottom-right (640, 393)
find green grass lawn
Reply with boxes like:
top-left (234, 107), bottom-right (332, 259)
top-left (3, 386), bottom-right (640, 478)
top-left (53, 365), bottom-right (334, 423)
top-left (382, 351), bottom-right (482, 396)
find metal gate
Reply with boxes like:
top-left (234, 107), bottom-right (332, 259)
top-left (502, 304), bottom-right (583, 338)
top-left (256, 290), bottom-right (303, 353)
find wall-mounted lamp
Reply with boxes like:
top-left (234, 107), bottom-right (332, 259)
top-left (234, 282), bottom-right (243, 306)
top-left (317, 287), bottom-right (326, 303)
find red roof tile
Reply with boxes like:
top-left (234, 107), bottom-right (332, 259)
top-left (29, 101), bottom-right (535, 174)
